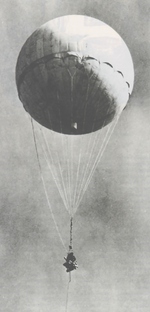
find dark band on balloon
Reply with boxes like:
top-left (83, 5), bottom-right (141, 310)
top-left (16, 52), bottom-right (130, 96)
top-left (16, 52), bottom-right (99, 92)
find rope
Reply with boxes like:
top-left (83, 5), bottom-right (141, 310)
top-left (65, 273), bottom-right (71, 312)
top-left (70, 217), bottom-right (73, 248)
top-left (40, 129), bottom-right (69, 212)
top-left (74, 130), bottom-right (99, 209)
top-left (66, 69), bottom-right (76, 214)
top-left (72, 149), bottom-right (82, 214)
top-left (57, 90), bottom-right (72, 214)
top-left (70, 136), bottom-right (74, 216)
top-left (72, 71), bottom-right (96, 213)
top-left (67, 137), bottom-right (72, 213)
top-left (30, 118), bottom-right (67, 252)
top-left (72, 68), bottom-right (109, 212)
top-left (75, 113), bottom-right (121, 210)
top-left (60, 133), bottom-right (71, 215)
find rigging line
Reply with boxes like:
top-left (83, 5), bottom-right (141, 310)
top-left (67, 69), bottom-right (76, 214)
top-left (58, 92), bottom-right (70, 207)
top-left (40, 129), bottom-right (69, 212)
top-left (55, 87), bottom-right (73, 214)
top-left (74, 71), bottom-right (98, 202)
top-left (41, 138), bottom-right (69, 213)
top-left (70, 217), bottom-right (73, 248)
top-left (74, 99), bottom-right (112, 208)
top-left (72, 150), bottom-right (82, 213)
top-left (74, 130), bottom-right (100, 210)
top-left (56, 91), bottom-right (70, 208)
top-left (67, 63), bottom-right (88, 214)
top-left (75, 114), bottom-right (121, 210)
top-left (73, 85), bottom-right (99, 209)
top-left (33, 84), bottom-right (67, 209)
top-left (65, 273), bottom-right (71, 312)
top-left (67, 136), bottom-right (72, 214)
top-left (60, 70), bottom-right (72, 212)
top-left (74, 93), bottom-right (115, 210)
top-left (77, 97), bottom-right (123, 207)
top-left (50, 90), bottom-right (70, 211)
top-left (64, 136), bottom-right (72, 217)
top-left (71, 78), bottom-right (91, 211)
top-left (61, 134), bottom-right (70, 211)
top-left (74, 132), bottom-right (88, 210)
top-left (66, 137), bottom-right (71, 216)
top-left (70, 78), bottom-right (73, 215)
top-left (70, 135), bottom-right (74, 216)
top-left (56, 152), bottom-right (70, 213)
top-left (72, 133), bottom-right (85, 214)
top-left (73, 74), bottom-right (108, 210)
top-left (75, 119), bottom-right (117, 210)
top-left (41, 130), bottom-right (69, 212)
top-left (73, 132), bottom-right (95, 211)
top-left (30, 118), bottom-right (67, 252)
top-left (58, 78), bottom-right (71, 211)
top-left (75, 131), bottom-right (111, 211)
top-left (40, 129), bottom-right (66, 201)
top-left (63, 71), bottom-right (72, 213)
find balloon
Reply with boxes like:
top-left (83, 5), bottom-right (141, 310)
top-left (16, 15), bottom-right (134, 135)
top-left (16, 15), bottom-right (134, 217)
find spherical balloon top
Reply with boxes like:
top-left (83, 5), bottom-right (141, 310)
top-left (16, 15), bottom-right (134, 135)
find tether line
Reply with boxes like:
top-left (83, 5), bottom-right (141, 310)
top-left (65, 273), bottom-right (71, 312)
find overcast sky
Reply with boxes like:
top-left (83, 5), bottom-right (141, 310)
top-left (0, 1), bottom-right (150, 311)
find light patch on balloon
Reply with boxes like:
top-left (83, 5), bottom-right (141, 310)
top-left (41, 15), bottom-right (134, 92)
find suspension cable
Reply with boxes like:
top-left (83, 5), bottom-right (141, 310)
top-left (30, 118), bottom-right (67, 252)
top-left (73, 66), bottom-right (108, 212)
top-left (75, 113), bottom-right (121, 210)
top-left (70, 217), bottom-right (73, 248)
top-left (40, 129), bottom-right (69, 212)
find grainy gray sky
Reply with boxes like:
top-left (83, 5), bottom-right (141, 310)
top-left (0, 1), bottom-right (150, 311)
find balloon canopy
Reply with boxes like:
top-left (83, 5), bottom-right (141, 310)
top-left (16, 15), bottom-right (134, 135)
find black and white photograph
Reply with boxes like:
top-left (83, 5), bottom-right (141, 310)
top-left (0, 1), bottom-right (150, 311)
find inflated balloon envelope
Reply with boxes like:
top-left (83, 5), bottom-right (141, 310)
top-left (16, 15), bottom-right (134, 135)
top-left (16, 15), bottom-right (134, 242)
